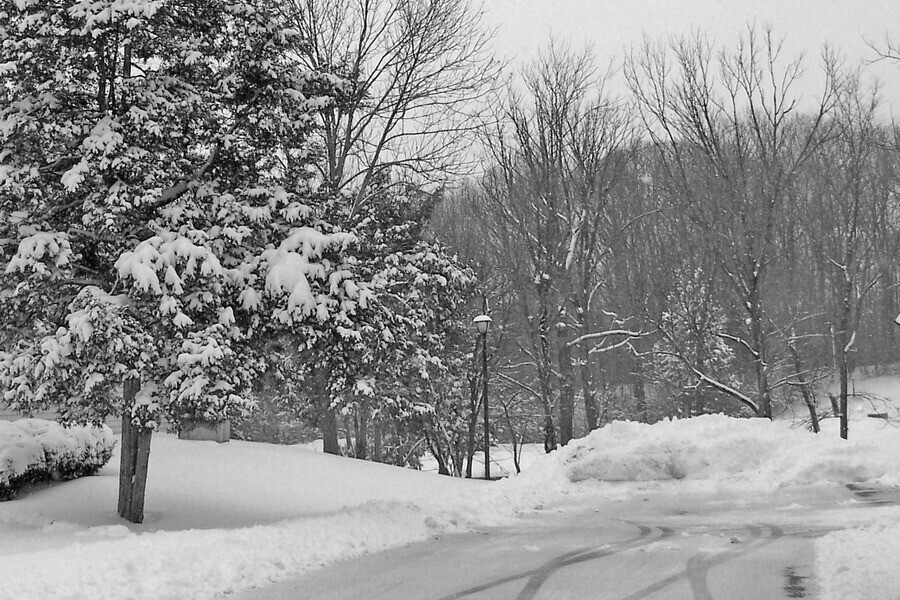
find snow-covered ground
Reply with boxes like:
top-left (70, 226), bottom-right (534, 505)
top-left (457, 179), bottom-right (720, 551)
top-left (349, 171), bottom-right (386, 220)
top-left (1, 375), bottom-right (899, 599)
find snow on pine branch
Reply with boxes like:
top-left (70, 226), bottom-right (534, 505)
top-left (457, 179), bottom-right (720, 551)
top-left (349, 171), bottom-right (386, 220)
top-left (116, 232), bottom-right (228, 296)
top-left (5, 232), bottom-right (73, 276)
top-left (259, 227), bottom-right (370, 324)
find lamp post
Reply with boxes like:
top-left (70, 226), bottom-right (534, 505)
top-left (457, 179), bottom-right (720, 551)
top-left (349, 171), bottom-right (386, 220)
top-left (473, 314), bottom-right (492, 479)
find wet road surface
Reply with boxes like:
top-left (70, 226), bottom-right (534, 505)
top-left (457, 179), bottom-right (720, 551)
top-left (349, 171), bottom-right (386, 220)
top-left (232, 484), bottom-right (899, 600)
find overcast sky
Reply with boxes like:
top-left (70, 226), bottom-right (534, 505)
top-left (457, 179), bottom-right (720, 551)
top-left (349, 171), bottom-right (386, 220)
top-left (483, 0), bottom-right (900, 112)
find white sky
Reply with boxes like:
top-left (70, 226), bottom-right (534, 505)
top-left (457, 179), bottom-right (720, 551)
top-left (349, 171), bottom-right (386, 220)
top-left (483, 0), bottom-right (900, 113)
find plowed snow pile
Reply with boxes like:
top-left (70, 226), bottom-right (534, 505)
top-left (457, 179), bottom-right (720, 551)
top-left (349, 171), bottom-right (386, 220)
top-left (505, 414), bottom-right (899, 492)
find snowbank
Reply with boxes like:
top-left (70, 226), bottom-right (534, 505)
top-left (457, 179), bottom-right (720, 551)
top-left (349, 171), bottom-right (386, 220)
top-left (817, 522), bottom-right (900, 600)
top-left (495, 414), bottom-right (900, 507)
top-left (0, 502), bottom-right (464, 600)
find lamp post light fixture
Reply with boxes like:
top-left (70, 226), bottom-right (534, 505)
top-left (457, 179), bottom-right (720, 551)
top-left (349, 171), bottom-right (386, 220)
top-left (473, 314), bottom-right (492, 479)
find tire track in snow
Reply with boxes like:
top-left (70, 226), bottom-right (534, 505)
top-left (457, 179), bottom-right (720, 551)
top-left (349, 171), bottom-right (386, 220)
top-left (619, 523), bottom-right (784, 600)
top-left (433, 521), bottom-right (669, 600)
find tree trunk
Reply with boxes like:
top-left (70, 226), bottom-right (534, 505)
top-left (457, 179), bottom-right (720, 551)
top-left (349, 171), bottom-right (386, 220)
top-left (373, 417), bottom-right (383, 463)
top-left (117, 377), bottom-right (153, 524)
top-left (837, 293), bottom-right (852, 440)
top-left (580, 343), bottom-right (600, 431)
top-left (633, 366), bottom-right (648, 424)
top-left (321, 400), bottom-right (340, 455)
top-left (557, 333), bottom-right (575, 446)
top-left (343, 416), bottom-right (354, 456)
top-left (839, 356), bottom-right (849, 440)
top-left (788, 340), bottom-right (819, 433)
top-left (749, 298), bottom-right (773, 419)
top-left (354, 405), bottom-right (369, 460)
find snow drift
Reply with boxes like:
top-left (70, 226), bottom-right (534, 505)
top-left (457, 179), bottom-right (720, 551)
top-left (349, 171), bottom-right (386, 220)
top-left (500, 414), bottom-right (900, 500)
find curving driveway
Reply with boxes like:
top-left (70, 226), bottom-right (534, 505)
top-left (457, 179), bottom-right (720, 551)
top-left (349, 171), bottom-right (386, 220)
top-left (234, 484), bottom-right (897, 600)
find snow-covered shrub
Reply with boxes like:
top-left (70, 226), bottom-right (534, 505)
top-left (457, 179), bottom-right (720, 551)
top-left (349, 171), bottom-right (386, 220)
top-left (0, 419), bottom-right (115, 499)
top-left (0, 421), bottom-right (45, 498)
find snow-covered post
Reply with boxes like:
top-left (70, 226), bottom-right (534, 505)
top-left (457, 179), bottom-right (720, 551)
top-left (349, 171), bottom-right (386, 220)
top-left (473, 314), bottom-right (492, 479)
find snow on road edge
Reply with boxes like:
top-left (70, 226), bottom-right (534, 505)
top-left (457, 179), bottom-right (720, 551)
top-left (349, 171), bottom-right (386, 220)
top-left (816, 521), bottom-right (900, 600)
top-left (0, 501), bottom-right (469, 600)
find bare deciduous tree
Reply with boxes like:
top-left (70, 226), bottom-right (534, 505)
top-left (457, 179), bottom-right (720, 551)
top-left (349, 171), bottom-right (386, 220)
top-left (625, 26), bottom-right (839, 418)
top-left (283, 0), bottom-right (502, 216)
top-left (478, 42), bottom-right (639, 448)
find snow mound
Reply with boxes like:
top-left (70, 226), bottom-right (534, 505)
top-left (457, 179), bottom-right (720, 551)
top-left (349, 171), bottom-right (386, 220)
top-left (503, 415), bottom-right (899, 495)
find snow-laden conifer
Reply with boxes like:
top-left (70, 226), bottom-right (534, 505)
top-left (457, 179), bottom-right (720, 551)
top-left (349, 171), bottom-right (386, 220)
top-left (0, 0), bottom-right (364, 521)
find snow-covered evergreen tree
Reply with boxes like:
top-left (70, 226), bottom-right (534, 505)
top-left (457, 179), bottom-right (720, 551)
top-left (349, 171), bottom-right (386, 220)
top-left (255, 182), bottom-right (477, 462)
top-left (352, 188), bottom-right (476, 466)
top-left (0, 0), bottom-right (367, 521)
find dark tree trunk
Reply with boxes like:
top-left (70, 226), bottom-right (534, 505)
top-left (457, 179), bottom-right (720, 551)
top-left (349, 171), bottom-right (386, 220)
top-left (429, 433), bottom-right (451, 476)
top-left (580, 343), bottom-right (599, 431)
top-left (354, 405), bottom-right (369, 460)
top-left (535, 285), bottom-right (557, 453)
top-left (748, 295), bottom-right (773, 419)
top-left (501, 401), bottom-right (522, 474)
top-left (838, 309), bottom-right (851, 441)
top-left (118, 377), bottom-right (153, 524)
top-left (537, 341), bottom-right (557, 453)
top-left (633, 371), bottom-right (648, 424)
top-left (542, 411), bottom-right (557, 454)
top-left (343, 416), bottom-right (354, 456)
top-left (557, 333), bottom-right (575, 446)
top-left (373, 418), bottom-right (383, 463)
top-left (788, 340), bottom-right (820, 433)
top-left (321, 401), bottom-right (340, 455)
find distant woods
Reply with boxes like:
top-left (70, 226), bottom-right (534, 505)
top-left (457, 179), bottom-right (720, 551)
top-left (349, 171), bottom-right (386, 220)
top-left (433, 26), bottom-right (900, 446)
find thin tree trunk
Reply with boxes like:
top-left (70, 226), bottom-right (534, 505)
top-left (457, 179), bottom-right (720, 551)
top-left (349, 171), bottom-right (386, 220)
top-left (557, 332), bottom-right (575, 446)
top-left (501, 401), bottom-right (521, 474)
top-left (634, 376), bottom-right (648, 423)
top-left (343, 416), bottom-right (354, 456)
top-left (580, 343), bottom-right (599, 431)
top-left (749, 298), bottom-right (773, 419)
top-left (373, 418), bottom-right (383, 463)
top-left (535, 285), bottom-right (558, 453)
top-left (788, 340), bottom-right (820, 433)
top-left (838, 289), bottom-right (852, 440)
top-left (355, 405), bottom-right (369, 460)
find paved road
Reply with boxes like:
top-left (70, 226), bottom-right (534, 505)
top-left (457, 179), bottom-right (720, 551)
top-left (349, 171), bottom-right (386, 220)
top-left (233, 484), bottom-right (897, 600)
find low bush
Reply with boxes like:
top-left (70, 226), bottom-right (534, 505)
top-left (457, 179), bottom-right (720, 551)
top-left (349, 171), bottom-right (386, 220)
top-left (0, 419), bottom-right (116, 500)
